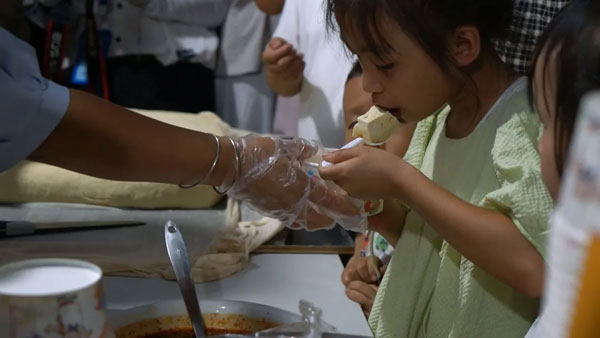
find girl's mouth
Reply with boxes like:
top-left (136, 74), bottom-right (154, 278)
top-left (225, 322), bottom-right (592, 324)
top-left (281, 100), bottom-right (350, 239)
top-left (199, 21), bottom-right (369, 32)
top-left (386, 108), bottom-right (406, 123)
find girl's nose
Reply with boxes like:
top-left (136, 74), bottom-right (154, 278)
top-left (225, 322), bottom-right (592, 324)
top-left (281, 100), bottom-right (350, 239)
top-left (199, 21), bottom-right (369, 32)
top-left (361, 70), bottom-right (384, 94)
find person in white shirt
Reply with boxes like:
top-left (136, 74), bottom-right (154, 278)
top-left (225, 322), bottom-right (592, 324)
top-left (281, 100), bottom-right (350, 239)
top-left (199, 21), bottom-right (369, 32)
top-left (262, 0), bottom-right (353, 148)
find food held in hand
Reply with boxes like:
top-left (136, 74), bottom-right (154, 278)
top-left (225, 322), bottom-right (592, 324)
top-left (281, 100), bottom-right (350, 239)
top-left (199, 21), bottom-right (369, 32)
top-left (352, 106), bottom-right (399, 144)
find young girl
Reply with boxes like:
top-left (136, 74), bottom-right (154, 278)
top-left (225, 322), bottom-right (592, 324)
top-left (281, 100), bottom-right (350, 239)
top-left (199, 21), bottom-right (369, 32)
top-left (525, 0), bottom-right (600, 336)
top-left (319, 1), bottom-right (553, 337)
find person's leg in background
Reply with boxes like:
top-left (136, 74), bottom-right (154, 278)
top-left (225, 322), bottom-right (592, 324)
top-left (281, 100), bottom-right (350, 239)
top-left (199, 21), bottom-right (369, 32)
top-left (216, 66), bottom-right (274, 133)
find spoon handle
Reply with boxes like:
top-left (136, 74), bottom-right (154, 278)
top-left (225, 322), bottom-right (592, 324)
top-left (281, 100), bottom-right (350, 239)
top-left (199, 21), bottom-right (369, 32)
top-left (165, 220), bottom-right (206, 338)
top-left (321, 137), bottom-right (365, 168)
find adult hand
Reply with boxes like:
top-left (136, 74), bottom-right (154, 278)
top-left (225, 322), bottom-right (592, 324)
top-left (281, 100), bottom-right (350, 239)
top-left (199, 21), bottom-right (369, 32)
top-left (223, 135), bottom-right (366, 231)
top-left (320, 146), bottom-right (409, 200)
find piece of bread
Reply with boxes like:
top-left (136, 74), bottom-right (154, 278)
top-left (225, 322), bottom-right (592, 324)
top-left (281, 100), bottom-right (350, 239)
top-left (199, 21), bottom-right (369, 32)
top-left (352, 106), bottom-right (399, 144)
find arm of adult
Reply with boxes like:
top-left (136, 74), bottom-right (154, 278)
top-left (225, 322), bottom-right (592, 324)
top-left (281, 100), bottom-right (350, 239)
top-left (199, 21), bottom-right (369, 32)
top-left (32, 92), bottom-right (366, 229)
top-left (0, 27), bottom-right (364, 230)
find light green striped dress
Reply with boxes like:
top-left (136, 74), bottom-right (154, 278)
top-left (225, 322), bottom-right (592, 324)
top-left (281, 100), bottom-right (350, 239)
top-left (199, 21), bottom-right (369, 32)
top-left (368, 78), bottom-right (553, 338)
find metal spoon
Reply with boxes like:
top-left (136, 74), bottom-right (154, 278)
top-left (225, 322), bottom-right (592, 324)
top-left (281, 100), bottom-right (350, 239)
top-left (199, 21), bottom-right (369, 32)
top-left (165, 220), bottom-right (206, 338)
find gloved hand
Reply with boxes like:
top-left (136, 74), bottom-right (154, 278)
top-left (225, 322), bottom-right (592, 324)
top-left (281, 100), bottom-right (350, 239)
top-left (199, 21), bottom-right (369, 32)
top-left (219, 135), bottom-right (366, 232)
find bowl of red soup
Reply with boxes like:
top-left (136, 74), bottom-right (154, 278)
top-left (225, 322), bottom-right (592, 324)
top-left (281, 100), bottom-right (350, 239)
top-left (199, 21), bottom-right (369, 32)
top-left (108, 299), bottom-right (302, 337)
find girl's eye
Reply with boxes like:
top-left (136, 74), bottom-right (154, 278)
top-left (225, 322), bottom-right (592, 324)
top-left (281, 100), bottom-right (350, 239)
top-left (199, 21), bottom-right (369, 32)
top-left (376, 63), bottom-right (395, 71)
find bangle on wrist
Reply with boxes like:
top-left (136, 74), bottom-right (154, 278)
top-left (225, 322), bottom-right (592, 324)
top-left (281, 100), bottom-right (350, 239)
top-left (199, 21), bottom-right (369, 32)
top-left (213, 137), bottom-right (240, 195)
top-left (178, 134), bottom-right (220, 189)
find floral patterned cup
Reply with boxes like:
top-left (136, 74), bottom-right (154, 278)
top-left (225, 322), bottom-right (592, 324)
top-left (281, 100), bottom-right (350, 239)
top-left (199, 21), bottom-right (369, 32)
top-left (0, 258), bottom-right (115, 338)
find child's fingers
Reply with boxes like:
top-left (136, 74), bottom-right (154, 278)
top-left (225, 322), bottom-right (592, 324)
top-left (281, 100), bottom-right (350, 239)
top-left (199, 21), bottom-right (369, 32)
top-left (366, 257), bottom-right (383, 282)
top-left (319, 151), bottom-right (360, 181)
top-left (345, 280), bottom-right (378, 308)
top-left (287, 57), bottom-right (305, 80)
top-left (262, 43), bottom-right (294, 65)
top-left (270, 52), bottom-right (301, 73)
top-left (356, 257), bottom-right (378, 283)
top-left (341, 258), bottom-right (359, 286)
top-left (269, 37), bottom-right (286, 49)
top-left (322, 147), bottom-right (361, 164)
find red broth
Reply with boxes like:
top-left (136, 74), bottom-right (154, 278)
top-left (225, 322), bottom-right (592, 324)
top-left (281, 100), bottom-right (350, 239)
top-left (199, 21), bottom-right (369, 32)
top-left (116, 314), bottom-right (279, 338)
top-left (139, 327), bottom-right (254, 337)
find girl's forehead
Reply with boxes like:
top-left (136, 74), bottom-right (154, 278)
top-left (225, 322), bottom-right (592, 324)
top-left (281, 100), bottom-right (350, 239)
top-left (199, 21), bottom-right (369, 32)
top-left (338, 13), bottom-right (401, 59)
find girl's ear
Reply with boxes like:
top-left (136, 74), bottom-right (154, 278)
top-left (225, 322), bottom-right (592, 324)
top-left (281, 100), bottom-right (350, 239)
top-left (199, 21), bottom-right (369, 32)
top-left (449, 25), bottom-right (482, 68)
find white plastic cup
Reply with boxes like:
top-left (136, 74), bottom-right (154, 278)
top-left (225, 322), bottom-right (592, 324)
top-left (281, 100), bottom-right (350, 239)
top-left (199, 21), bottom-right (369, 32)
top-left (0, 258), bottom-right (115, 338)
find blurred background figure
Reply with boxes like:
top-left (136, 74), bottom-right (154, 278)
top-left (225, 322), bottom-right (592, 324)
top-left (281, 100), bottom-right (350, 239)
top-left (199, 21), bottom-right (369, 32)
top-left (215, 0), bottom-right (279, 133)
top-left (262, 0), bottom-right (352, 148)
top-left (24, 0), bottom-right (229, 113)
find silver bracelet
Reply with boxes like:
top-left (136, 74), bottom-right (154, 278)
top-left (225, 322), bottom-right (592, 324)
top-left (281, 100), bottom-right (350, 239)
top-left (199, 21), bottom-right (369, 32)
top-left (213, 137), bottom-right (239, 195)
top-left (178, 134), bottom-right (220, 189)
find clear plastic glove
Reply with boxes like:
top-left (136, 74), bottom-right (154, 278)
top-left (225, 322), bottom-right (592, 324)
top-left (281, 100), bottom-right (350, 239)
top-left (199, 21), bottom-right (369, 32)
top-left (218, 135), bottom-right (366, 232)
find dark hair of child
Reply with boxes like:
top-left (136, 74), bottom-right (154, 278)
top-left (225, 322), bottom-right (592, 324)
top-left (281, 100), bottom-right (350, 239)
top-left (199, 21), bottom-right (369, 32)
top-left (325, 0), bottom-right (514, 80)
top-left (528, 0), bottom-right (600, 175)
top-left (346, 61), bottom-right (363, 84)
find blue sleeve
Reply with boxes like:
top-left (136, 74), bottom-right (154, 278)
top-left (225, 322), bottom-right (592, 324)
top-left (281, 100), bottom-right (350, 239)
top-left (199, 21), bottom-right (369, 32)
top-left (0, 27), bottom-right (69, 172)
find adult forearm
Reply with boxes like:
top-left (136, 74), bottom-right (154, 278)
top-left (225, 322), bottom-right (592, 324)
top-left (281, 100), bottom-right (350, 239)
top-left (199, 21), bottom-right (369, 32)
top-left (29, 89), bottom-right (233, 187)
top-left (266, 70), bottom-right (302, 97)
top-left (394, 166), bottom-right (545, 297)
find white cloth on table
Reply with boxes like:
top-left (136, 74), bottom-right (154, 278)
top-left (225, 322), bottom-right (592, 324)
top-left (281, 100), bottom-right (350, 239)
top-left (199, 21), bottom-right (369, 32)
top-left (0, 200), bottom-right (283, 282)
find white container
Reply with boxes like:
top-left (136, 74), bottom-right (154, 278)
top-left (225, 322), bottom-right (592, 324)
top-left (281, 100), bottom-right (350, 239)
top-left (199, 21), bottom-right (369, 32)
top-left (0, 258), bottom-right (115, 338)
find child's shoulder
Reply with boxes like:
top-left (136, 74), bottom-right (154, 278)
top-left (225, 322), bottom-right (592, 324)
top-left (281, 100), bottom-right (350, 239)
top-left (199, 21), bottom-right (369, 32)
top-left (496, 105), bottom-right (541, 150)
top-left (493, 77), bottom-right (541, 145)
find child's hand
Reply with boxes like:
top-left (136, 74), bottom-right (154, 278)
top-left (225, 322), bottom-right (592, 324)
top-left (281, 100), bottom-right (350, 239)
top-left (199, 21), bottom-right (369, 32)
top-left (320, 146), bottom-right (407, 200)
top-left (347, 280), bottom-right (378, 317)
top-left (262, 37), bottom-right (305, 82)
top-left (342, 255), bottom-right (384, 317)
top-left (342, 255), bottom-right (382, 286)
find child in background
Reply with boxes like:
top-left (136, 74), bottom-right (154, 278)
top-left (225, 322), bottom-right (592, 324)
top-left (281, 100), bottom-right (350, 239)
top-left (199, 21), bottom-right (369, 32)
top-left (341, 62), bottom-right (415, 317)
top-left (524, 1), bottom-right (600, 337)
top-left (320, 0), bottom-right (553, 337)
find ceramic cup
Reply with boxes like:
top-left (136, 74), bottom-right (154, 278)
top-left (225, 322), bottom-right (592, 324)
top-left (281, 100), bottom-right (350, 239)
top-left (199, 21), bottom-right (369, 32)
top-left (0, 258), bottom-right (115, 338)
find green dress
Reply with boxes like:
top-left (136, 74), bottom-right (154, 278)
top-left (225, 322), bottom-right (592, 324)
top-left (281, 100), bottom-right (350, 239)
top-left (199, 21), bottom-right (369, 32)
top-left (368, 78), bottom-right (553, 338)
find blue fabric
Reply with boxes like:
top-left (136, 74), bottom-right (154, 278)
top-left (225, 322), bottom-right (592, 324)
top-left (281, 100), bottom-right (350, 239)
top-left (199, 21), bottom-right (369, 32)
top-left (0, 27), bottom-right (69, 172)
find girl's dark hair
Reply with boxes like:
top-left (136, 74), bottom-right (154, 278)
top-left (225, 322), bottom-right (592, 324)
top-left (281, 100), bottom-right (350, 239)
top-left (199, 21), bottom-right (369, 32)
top-left (528, 0), bottom-right (600, 175)
top-left (346, 61), bottom-right (363, 83)
top-left (325, 0), bottom-right (513, 76)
